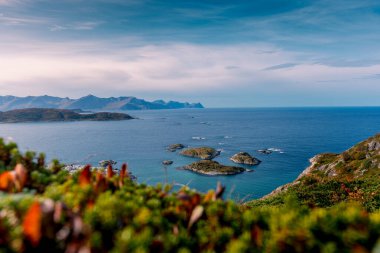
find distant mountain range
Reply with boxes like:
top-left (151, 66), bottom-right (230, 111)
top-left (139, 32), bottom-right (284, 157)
top-left (0, 95), bottom-right (204, 111)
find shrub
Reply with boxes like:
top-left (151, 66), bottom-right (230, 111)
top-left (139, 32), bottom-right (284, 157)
top-left (0, 138), bottom-right (380, 252)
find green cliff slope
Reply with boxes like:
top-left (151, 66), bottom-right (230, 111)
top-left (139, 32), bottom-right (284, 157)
top-left (247, 134), bottom-right (380, 211)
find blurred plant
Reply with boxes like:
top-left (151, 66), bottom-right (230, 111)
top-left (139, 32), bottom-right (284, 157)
top-left (0, 137), bottom-right (380, 253)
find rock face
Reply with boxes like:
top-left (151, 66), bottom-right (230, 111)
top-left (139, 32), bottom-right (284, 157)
top-left (0, 108), bottom-right (134, 123)
top-left (182, 160), bottom-right (246, 176)
top-left (167, 144), bottom-right (185, 152)
top-left (180, 147), bottom-right (220, 160)
top-left (230, 152), bottom-right (261, 165)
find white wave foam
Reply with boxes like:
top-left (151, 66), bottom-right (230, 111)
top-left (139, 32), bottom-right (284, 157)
top-left (192, 136), bottom-right (206, 140)
top-left (268, 148), bottom-right (284, 153)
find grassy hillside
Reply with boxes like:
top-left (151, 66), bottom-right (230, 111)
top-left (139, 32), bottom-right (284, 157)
top-left (0, 136), bottom-right (380, 252)
top-left (247, 134), bottom-right (380, 211)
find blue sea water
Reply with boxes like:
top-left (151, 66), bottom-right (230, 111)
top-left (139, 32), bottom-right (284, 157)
top-left (0, 107), bottom-right (379, 200)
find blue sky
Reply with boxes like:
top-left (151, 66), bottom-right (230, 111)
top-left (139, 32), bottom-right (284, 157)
top-left (1, 0), bottom-right (380, 107)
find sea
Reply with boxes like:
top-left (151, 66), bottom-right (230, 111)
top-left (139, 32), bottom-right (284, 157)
top-left (0, 107), bottom-right (379, 201)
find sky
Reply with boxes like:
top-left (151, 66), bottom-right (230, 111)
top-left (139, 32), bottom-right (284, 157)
top-left (1, 0), bottom-right (380, 107)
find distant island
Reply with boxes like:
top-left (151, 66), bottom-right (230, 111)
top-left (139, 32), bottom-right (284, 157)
top-left (182, 160), bottom-right (247, 175)
top-left (0, 95), bottom-right (204, 111)
top-left (0, 108), bottom-right (134, 123)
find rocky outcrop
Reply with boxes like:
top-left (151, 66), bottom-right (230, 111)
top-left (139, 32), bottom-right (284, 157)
top-left (180, 147), bottom-right (220, 160)
top-left (167, 144), bottom-right (185, 152)
top-left (230, 152), bottom-right (261, 165)
top-left (162, 160), bottom-right (173, 166)
top-left (182, 160), bottom-right (247, 176)
top-left (258, 149), bottom-right (272, 154)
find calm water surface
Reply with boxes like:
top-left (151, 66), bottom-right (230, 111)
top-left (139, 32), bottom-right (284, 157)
top-left (0, 107), bottom-right (379, 200)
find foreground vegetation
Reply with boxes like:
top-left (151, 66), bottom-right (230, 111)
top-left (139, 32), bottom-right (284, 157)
top-left (1, 136), bottom-right (380, 252)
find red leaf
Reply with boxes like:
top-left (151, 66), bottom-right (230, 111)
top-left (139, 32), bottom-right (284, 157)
top-left (191, 194), bottom-right (201, 207)
top-left (95, 171), bottom-right (107, 193)
top-left (251, 225), bottom-right (263, 247)
top-left (107, 165), bottom-right (115, 179)
top-left (23, 202), bottom-right (42, 247)
top-left (120, 163), bottom-right (129, 179)
top-left (0, 171), bottom-right (13, 192)
top-left (79, 165), bottom-right (92, 186)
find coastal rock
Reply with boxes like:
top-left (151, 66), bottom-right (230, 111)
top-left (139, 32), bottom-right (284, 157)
top-left (230, 152), bottom-right (261, 165)
top-left (162, 160), bottom-right (174, 166)
top-left (99, 160), bottom-right (117, 168)
top-left (167, 144), bottom-right (185, 152)
top-left (180, 147), bottom-right (220, 160)
top-left (182, 160), bottom-right (247, 176)
top-left (258, 149), bottom-right (273, 155)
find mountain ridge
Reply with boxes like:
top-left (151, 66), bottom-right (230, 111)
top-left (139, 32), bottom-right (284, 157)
top-left (0, 95), bottom-right (204, 111)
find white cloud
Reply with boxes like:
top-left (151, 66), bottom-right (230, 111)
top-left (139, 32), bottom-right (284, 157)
top-left (0, 37), bottom-right (380, 98)
top-left (0, 13), bottom-right (46, 25)
top-left (49, 21), bottom-right (104, 31)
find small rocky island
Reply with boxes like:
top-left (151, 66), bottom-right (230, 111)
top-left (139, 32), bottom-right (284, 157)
top-left (182, 160), bottom-right (247, 175)
top-left (167, 144), bottom-right (185, 152)
top-left (230, 152), bottom-right (261, 165)
top-left (162, 160), bottom-right (174, 166)
top-left (0, 108), bottom-right (134, 123)
top-left (258, 149), bottom-right (273, 155)
top-left (180, 147), bottom-right (220, 160)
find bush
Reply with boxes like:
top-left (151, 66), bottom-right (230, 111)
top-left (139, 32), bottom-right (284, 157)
top-left (0, 138), bottom-right (380, 252)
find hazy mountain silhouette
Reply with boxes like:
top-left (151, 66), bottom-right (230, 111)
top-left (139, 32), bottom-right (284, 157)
top-left (0, 95), bottom-right (204, 111)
